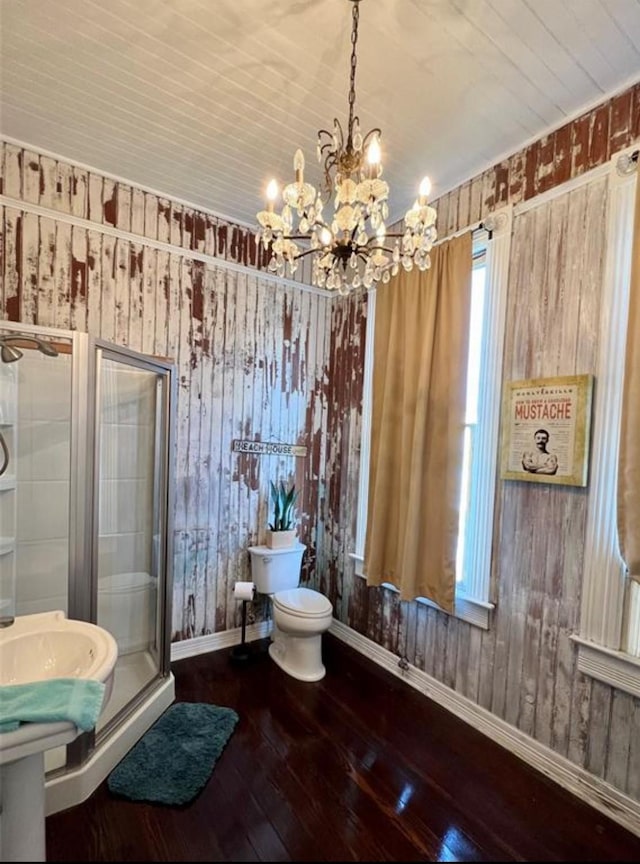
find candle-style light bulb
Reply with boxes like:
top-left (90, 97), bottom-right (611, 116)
top-left (266, 179), bottom-right (279, 213)
top-left (418, 176), bottom-right (431, 206)
top-left (320, 227), bottom-right (333, 247)
top-left (294, 149), bottom-right (305, 184)
top-left (366, 135), bottom-right (381, 178)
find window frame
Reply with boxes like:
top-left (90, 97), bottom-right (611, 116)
top-left (350, 206), bottom-right (512, 629)
top-left (571, 145), bottom-right (640, 699)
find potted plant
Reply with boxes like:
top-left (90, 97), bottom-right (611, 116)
top-left (266, 480), bottom-right (298, 549)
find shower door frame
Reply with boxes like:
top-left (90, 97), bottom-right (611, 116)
top-left (91, 339), bottom-right (175, 665)
top-left (0, 322), bottom-right (176, 772)
top-left (74, 337), bottom-right (176, 766)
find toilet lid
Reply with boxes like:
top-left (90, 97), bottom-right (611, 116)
top-left (273, 587), bottom-right (332, 617)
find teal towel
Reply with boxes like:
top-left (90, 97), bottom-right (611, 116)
top-left (0, 678), bottom-right (106, 733)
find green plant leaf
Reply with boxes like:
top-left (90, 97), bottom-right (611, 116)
top-left (268, 480), bottom-right (297, 531)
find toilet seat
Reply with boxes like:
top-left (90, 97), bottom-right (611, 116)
top-left (273, 587), bottom-right (332, 618)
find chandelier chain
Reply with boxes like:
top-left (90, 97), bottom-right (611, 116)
top-left (347, 1), bottom-right (360, 145)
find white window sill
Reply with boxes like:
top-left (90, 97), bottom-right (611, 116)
top-left (570, 634), bottom-right (640, 700)
top-left (349, 552), bottom-right (493, 630)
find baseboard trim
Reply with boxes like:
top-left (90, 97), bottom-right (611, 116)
top-left (170, 620), bottom-right (271, 662)
top-left (329, 619), bottom-right (640, 837)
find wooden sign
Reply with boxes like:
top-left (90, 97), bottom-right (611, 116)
top-left (500, 374), bottom-right (594, 487)
top-left (232, 440), bottom-right (307, 457)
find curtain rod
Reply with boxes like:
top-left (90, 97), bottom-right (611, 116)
top-left (432, 218), bottom-right (489, 247)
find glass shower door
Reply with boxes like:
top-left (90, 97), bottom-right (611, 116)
top-left (94, 345), bottom-right (173, 732)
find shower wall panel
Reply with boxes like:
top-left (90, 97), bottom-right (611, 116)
top-left (0, 141), bottom-right (333, 642)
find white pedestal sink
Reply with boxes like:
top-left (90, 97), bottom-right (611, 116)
top-left (0, 611), bottom-right (118, 862)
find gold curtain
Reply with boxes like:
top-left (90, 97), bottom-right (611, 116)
top-left (618, 171), bottom-right (640, 583)
top-left (363, 232), bottom-right (472, 610)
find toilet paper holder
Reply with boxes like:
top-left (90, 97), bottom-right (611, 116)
top-left (230, 581), bottom-right (256, 664)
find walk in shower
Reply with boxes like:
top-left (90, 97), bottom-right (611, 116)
top-left (0, 320), bottom-right (175, 813)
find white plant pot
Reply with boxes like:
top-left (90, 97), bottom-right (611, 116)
top-left (265, 529), bottom-right (296, 549)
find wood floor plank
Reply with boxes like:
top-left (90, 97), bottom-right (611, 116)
top-left (45, 634), bottom-right (640, 862)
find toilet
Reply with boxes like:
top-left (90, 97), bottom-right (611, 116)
top-left (248, 542), bottom-right (333, 682)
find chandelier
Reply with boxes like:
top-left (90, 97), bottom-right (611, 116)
top-left (256, 0), bottom-right (437, 295)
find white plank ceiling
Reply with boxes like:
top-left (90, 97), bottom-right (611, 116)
top-left (1, 0), bottom-right (640, 227)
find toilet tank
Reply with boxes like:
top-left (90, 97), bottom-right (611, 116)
top-left (248, 543), bottom-right (306, 594)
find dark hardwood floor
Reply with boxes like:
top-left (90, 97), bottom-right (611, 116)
top-left (46, 633), bottom-right (640, 862)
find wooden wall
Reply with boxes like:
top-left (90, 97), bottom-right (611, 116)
top-left (0, 140), bottom-right (332, 641)
top-left (2, 78), bottom-right (640, 808)
top-left (325, 81), bottom-right (640, 806)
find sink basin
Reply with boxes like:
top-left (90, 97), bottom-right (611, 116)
top-left (0, 610), bottom-right (118, 763)
top-left (0, 611), bottom-right (118, 861)
top-left (0, 609), bottom-right (118, 689)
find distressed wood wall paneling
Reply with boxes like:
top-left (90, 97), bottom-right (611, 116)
top-left (323, 290), bottom-right (366, 619)
top-left (0, 142), bottom-right (4, 197)
top-left (86, 231), bottom-right (101, 340)
top-left (97, 234), bottom-right (114, 342)
top-left (88, 172), bottom-right (103, 225)
top-left (141, 245), bottom-right (156, 356)
top-left (2, 184), bottom-right (330, 639)
top-left (113, 239), bottom-right (128, 346)
top-left (216, 265), bottom-right (238, 634)
top-left (3, 208), bottom-right (20, 321)
top-left (102, 178), bottom-right (117, 228)
top-left (627, 708), bottom-right (640, 800)
top-left (168, 253), bottom-right (188, 638)
top-left (128, 188), bottom-right (143, 236)
top-left (246, 274), bottom-right (264, 545)
top-left (70, 225), bottom-right (87, 332)
top-left (0, 198), bottom-right (4, 298)
top-left (21, 211), bottom-right (38, 324)
top-left (190, 266), bottom-right (213, 636)
top-left (430, 81), bottom-right (640, 238)
top-left (174, 258), bottom-right (195, 637)
top-left (330, 81), bottom-right (640, 807)
top-left (230, 271), bottom-right (251, 629)
top-left (157, 198), bottom-right (171, 245)
top-left (54, 221), bottom-right (72, 330)
top-left (330, 292), bottom-right (351, 614)
top-left (201, 268), bottom-right (221, 636)
top-left (0, 138), bottom-right (333, 649)
top-left (306, 292), bottom-right (331, 592)
top-left (116, 185), bottom-right (132, 234)
top-left (38, 216), bottom-right (55, 326)
top-left (4, 144), bottom-right (22, 199)
top-left (298, 289), bottom-right (314, 556)
top-left (127, 243), bottom-right (143, 351)
top-left (71, 166), bottom-right (89, 219)
top-left (23, 150), bottom-right (40, 205)
top-left (0, 139), bottom-right (310, 281)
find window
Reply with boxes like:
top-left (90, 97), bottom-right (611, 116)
top-left (351, 207), bottom-right (512, 629)
top-left (573, 145), bottom-right (640, 698)
top-left (456, 255), bottom-right (488, 594)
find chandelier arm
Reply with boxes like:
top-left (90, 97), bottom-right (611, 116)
top-left (324, 153), bottom-right (338, 170)
top-left (360, 127), bottom-right (382, 151)
top-left (365, 245), bottom-right (398, 254)
top-left (318, 118), bottom-right (345, 148)
top-left (290, 247), bottom-right (322, 261)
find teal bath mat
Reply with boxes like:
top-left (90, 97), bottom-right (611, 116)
top-left (107, 702), bottom-right (239, 806)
